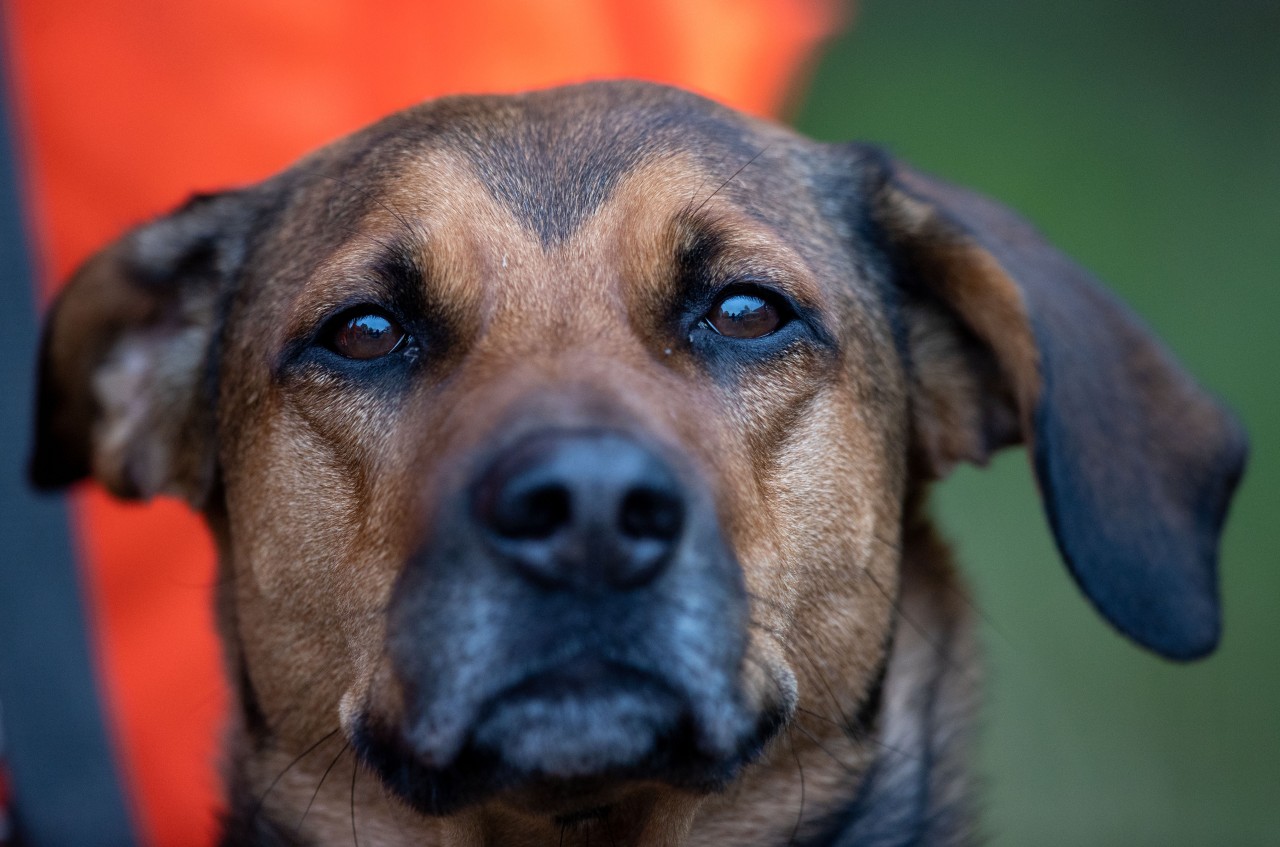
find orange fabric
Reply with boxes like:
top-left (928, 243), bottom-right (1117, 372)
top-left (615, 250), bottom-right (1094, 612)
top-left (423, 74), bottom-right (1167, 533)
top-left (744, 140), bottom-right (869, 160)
top-left (4, 1), bottom-right (845, 844)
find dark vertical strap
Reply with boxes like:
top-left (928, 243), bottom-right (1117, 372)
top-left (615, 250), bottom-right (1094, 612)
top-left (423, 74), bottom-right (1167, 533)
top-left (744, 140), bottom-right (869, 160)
top-left (0, 14), bottom-right (138, 846)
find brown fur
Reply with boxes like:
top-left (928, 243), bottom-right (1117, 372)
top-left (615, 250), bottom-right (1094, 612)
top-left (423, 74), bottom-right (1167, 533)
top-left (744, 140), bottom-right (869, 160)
top-left (32, 82), bottom-right (1245, 846)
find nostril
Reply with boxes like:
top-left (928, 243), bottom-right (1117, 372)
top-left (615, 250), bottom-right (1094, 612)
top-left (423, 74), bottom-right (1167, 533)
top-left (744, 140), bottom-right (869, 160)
top-left (473, 431), bottom-right (690, 591)
top-left (619, 487), bottom-right (683, 542)
top-left (491, 484), bottom-right (572, 540)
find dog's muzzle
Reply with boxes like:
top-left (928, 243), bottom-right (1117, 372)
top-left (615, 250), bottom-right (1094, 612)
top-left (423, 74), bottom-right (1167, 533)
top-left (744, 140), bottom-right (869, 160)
top-left (353, 429), bottom-right (779, 814)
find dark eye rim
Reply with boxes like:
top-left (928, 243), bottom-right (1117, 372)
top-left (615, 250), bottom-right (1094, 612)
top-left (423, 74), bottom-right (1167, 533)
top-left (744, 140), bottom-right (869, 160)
top-left (698, 282), bottom-right (794, 339)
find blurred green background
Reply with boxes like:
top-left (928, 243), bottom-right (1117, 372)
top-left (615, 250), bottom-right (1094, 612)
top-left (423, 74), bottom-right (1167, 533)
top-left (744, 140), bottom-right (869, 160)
top-left (793, 1), bottom-right (1278, 844)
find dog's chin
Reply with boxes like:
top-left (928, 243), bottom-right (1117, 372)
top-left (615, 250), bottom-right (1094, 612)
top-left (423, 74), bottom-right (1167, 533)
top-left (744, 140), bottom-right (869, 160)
top-left (352, 661), bottom-right (786, 817)
top-left (471, 661), bottom-right (688, 778)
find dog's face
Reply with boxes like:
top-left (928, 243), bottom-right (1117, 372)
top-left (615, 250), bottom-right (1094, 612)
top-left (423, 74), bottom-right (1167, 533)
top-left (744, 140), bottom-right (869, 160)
top-left (32, 82), bottom-right (1244, 841)
top-left (207, 85), bottom-right (909, 818)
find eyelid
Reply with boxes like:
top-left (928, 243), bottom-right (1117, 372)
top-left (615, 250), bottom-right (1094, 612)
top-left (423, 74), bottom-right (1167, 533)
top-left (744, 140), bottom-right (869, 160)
top-left (701, 266), bottom-right (812, 311)
top-left (706, 280), bottom-right (795, 315)
top-left (682, 272), bottom-right (837, 354)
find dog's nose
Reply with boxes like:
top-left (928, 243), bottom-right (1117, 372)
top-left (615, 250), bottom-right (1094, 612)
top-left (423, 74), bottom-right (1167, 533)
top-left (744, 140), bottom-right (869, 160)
top-left (473, 432), bottom-right (685, 590)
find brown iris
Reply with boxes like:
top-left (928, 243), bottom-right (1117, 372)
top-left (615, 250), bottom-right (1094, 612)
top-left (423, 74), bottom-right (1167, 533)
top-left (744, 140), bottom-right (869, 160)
top-left (330, 312), bottom-right (406, 359)
top-left (706, 291), bottom-right (783, 339)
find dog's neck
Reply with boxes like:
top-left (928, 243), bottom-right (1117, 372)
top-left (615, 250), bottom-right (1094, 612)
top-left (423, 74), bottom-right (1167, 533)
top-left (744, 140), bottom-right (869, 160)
top-left (793, 514), bottom-right (980, 847)
top-left (217, 512), bottom-right (979, 847)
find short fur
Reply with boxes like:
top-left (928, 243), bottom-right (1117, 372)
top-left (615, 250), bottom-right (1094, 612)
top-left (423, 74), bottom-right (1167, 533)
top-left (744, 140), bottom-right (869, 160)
top-left (32, 82), bottom-right (1246, 846)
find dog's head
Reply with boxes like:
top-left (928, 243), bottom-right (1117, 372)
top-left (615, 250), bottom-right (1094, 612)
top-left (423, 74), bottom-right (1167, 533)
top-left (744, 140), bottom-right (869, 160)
top-left (32, 82), bottom-right (1244, 832)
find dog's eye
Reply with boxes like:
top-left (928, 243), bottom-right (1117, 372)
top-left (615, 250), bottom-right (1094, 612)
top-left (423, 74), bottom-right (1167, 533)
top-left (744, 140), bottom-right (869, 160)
top-left (704, 289), bottom-right (784, 339)
top-left (327, 310), bottom-right (406, 360)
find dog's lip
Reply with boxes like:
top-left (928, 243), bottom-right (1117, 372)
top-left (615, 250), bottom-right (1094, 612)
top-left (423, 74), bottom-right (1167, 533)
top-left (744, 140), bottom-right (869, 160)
top-left (354, 655), bottom-right (787, 816)
top-left (468, 656), bottom-right (690, 775)
top-left (479, 656), bottom-right (676, 711)
top-left (396, 654), bottom-right (689, 766)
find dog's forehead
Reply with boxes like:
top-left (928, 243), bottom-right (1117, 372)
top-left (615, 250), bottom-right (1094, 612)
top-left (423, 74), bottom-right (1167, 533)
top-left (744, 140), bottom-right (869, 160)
top-left (240, 82), bottom-right (899, 398)
top-left (345, 82), bottom-right (809, 245)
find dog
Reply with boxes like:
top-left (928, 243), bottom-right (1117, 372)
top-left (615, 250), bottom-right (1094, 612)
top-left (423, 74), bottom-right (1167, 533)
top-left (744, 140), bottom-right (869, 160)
top-left (31, 81), bottom-right (1246, 846)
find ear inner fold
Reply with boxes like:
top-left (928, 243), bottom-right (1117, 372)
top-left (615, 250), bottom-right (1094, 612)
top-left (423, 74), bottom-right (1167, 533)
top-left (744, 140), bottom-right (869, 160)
top-left (30, 192), bottom-right (247, 506)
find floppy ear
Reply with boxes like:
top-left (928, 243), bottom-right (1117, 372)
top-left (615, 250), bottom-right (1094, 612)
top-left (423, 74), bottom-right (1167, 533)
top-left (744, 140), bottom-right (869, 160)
top-left (857, 147), bottom-right (1247, 660)
top-left (31, 190), bottom-right (260, 507)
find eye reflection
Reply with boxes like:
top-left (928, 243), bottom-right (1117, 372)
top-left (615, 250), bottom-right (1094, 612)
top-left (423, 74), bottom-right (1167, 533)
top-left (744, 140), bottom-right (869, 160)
top-left (706, 292), bottom-right (783, 339)
top-left (330, 312), bottom-right (406, 360)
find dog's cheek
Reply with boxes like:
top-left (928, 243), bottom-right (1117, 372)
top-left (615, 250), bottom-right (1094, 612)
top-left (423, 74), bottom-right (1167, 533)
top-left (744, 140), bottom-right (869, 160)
top-left (728, 366), bottom-right (904, 726)
top-left (223, 398), bottom-right (408, 734)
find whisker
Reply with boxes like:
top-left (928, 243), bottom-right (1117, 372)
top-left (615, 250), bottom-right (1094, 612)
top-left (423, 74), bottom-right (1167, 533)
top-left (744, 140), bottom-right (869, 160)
top-left (866, 530), bottom-right (1009, 643)
top-left (746, 617), bottom-right (788, 640)
top-left (308, 169), bottom-right (419, 240)
top-left (739, 627), bottom-right (853, 743)
top-left (860, 566), bottom-right (964, 673)
top-left (296, 742), bottom-right (351, 836)
top-left (793, 705), bottom-right (918, 764)
top-left (744, 617), bottom-right (924, 769)
top-left (692, 146), bottom-right (771, 217)
top-left (350, 756), bottom-right (360, 847)
top-left (799, 644), bottom-right (855, 726)
top-left (789, 721), bottom-right (861, 778)
top-left (786, 727), bottom-right (806, 846)
top-left (251, 728), bottom-right (340, 823)
top-left (684, 174), bottom-right (713, 214)
top-left (744, 614), bottom-right (854, 726)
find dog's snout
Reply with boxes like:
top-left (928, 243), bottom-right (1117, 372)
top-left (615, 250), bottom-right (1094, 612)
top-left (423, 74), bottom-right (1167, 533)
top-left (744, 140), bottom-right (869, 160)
top-left (474, 432), bottom-right (685, 590)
